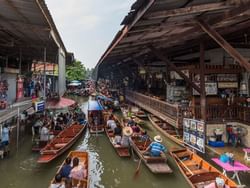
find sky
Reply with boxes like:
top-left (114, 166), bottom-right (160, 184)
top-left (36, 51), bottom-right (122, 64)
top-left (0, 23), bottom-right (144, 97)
top-left (46, 0), bottom-right (135, 68)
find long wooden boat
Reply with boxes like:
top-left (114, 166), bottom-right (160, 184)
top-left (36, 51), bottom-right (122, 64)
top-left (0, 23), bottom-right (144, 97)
top-left (104, 114), bottom-right (130, 157)
top-left (170, 148), bottom-right (237, 188)
top-left (130, 136), bottom-right (172, 174)
top-left (49, 151), bottom-right (89, 188)
top-left (148, 114), bottom-right (183, 146)
top-left (37, 122), bottom-right (87, 163)
top-left (88, 100), bottom-right (105, 134)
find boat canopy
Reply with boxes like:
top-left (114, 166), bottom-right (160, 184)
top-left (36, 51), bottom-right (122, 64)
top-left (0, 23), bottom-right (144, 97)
top-left (96, 95), bottom-right (113, 102)
top-left (88, 100), bottom-right (104, 111)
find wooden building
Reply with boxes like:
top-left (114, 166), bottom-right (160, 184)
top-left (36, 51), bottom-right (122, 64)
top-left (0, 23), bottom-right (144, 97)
top-left (96, 0), bottom-right (250, 147)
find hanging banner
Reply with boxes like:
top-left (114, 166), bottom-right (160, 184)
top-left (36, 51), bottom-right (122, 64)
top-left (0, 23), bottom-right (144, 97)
top-left (183, 118), bottom-right (205, 153)
top-left (35, 101), bottom-right (45, 112)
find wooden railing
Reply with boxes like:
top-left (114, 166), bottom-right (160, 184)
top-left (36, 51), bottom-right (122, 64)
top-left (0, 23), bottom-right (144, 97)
top-left (125, 90), bottom-right (250, 127)
top-left (125, 90), bottom-right (182, 128)
top-left (193, 105), bottom-right (250, 124)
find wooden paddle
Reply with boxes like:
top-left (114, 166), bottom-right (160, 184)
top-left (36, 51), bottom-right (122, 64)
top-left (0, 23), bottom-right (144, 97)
top-left (133, 137), bottom-right (148, 179)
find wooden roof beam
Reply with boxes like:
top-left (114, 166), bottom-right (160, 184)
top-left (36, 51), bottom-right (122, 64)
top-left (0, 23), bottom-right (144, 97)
top-left (197, 19), bottom-right (250, 72)
top-left (149, 45), bottom-right (201, 93)
top-left (146, 2), bottom-right (232, 20)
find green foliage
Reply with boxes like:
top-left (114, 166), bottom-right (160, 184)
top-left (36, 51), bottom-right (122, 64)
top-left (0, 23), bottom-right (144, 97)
top-left (66, 60), bottom-right (86, 81)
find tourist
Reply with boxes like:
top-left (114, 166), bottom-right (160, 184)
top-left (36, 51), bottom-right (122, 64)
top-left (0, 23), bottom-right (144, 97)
top-left (60, 157), bottom-right (72, 179)
top-left (140, 131), bottom-right (149, 142)
top-left (113, 125), bottom-right (122, 145)
top-left (40, 124), bottom-right (50, 142)
top-left (121, 127), bottom-right (133, 147)
top-left (50, 173), bottom-right (65, 188)
top-left (204, 177), bottom-right (229, 188)
top-left (144, 135), bottom-right (166, 157)
top-left (69, 157), bottom-right (87, 180)
top-left (1, 124), bottom-right (10, 154)
top-left (127, 117), bottom-right (135, 126)
top-left (131, 124), bottom-right (140, 134)
top-left (106, 115), bottom-right (115, 127)
top-left (55, 123), bottom-right (63, 131)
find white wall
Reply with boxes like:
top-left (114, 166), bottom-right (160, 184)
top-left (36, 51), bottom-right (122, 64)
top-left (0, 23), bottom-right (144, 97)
top-left (58, 48), bottom-right (66, 96)
top-left (2, 73), bottom-right (17, 103)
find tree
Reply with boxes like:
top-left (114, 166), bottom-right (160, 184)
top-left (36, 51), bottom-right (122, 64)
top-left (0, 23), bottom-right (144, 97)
top-left (86, 68), bottom-right (94, 79)
top-left (66, 60), bottom-right (86, 81)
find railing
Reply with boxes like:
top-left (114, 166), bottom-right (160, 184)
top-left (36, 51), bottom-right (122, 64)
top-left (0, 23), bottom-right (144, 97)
top-left (125, 90), bottom-right (250, 127)
top-left (192, 105), bottom-right (250, 124)
top-left (125, 90), bottom-right (181, 128)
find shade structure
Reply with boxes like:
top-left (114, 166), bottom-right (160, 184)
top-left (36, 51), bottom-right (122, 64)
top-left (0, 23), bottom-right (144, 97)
top-left (46, 97), bottom-right (76, 109)
top-left (88, 100), bottom-right (103, 111)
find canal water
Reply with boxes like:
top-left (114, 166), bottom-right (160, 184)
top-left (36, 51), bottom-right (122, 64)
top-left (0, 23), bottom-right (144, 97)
top-left (1, 96), bottom-right (248, 188)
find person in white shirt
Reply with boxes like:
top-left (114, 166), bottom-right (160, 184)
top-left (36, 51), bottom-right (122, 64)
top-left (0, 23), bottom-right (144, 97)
top-left (106, 115), bottom-right (115, 127)
top-left (40, 124), bottom-right (49, 142)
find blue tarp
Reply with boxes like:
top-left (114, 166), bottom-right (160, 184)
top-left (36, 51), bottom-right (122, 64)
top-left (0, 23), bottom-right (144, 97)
top-left (88, 100), bottom-right (104, 111)
top-left (96, 95), bottom-right (113, 102)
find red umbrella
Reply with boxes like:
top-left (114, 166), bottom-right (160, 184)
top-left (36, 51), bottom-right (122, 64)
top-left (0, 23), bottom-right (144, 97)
top-left (46, 97), bottom-right (76, 109)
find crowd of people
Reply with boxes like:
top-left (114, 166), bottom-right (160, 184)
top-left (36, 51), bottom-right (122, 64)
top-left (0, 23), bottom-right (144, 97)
top-left (32, 104), bottom-right (85, 147)
top-left (51, 156), bottom-right (87, 188)
top-left (105, 114), bottom-right (166, 158)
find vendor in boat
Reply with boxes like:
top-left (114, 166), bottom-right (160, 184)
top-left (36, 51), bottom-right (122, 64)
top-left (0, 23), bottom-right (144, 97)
top-left (50, 173), bottom-right (65, 188)
top-left (204, 177), bottom-right (229, 188)
top-left (144, 135), bottom-right (166, 157)
top-left (121, 127), bottom-right (133, 147)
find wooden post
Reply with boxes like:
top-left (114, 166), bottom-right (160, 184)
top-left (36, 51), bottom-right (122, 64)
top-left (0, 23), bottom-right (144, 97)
top-left (200, 42), bottom-right (206, 122)
top-left (197, 20), bottom-right (250, 71)
top-left (149, 46), bottom-right (201, 93)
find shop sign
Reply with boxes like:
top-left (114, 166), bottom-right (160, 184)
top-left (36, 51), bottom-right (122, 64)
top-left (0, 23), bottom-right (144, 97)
top-left (183, 118), bottom-right (205, 153)
top-left (193, 82), bottom-right (217, 95)
top-left (35, 101), bottom-right (45, 112)
top-left (217, 74), bottom-right (237, 82)
top-left (4, 67), bottom-right (19, 74)
top-left (218, 82), bottom-right (238, 88)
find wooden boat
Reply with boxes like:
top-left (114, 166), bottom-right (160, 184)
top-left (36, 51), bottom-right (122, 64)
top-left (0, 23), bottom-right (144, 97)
top-left (130, 135), bottom-right (172, 174)
top-left (135, 110), bottom-right (147, 118)
top-left (37, 122), bottom-right (87, 163)
top-left (170, 148), bottom-right (237, 188)
top-left (104, 114), bottom-right (130, 157)
top-left (148, 114), bottom-right (183, 146)
top-left (49, 151), bottom-right (89, 188)
top-left (88, 100), bottom-right (105, 133)
top-left (32, 130), bottom-right (61, 152)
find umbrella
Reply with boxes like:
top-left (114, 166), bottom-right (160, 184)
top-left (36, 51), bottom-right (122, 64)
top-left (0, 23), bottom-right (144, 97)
top-left (46, 97), bottom-right (76, 109)
top-left (96, 95), bottom-right (113, 102)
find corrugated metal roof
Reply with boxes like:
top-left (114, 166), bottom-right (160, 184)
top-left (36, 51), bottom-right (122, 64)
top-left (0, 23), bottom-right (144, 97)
top-left (0, 0), bottom-right (67, 62)
top-left (97, 0), bottom-right (250, 75)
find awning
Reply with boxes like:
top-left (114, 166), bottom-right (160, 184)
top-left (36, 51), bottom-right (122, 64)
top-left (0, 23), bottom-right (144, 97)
top-left (88, 100), bottom-right (103, 111)
top-left (46, 97), bottom-right (75, 109)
